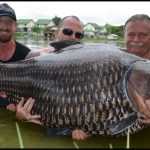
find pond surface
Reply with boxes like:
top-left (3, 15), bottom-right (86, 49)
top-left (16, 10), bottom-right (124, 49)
top-left (1, 108), bottom-right (150, 148)
top-left (17, 38), bottom-right (50, 51)
top-left (17, 38), bottom-right (124, 51)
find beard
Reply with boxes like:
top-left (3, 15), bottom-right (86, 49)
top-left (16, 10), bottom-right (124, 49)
top-left (0, 35), bottom-right (12, 43)
top-left (0, 29), bottom-right (12, 43)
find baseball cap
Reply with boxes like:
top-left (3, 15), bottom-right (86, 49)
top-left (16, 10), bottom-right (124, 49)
top-left (0, 3), bottom-right (16, 21)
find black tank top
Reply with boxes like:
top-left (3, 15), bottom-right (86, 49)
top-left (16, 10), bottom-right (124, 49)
top-left (0, 41), bottom-right (31, 63)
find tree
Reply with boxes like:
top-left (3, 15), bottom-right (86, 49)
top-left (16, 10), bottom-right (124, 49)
top-left (52, 16), bottom-right (62, 26)
top-left (110, 25), bottom-right (123, 37)
top-left (104, 23), bottom-right (123, 37)
top-left (32, 26), bottom-right (41, 33)
top-left (105, 23), bottom-right (114, 35)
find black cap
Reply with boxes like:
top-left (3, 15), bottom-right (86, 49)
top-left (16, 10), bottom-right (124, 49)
top-left (0, 3), bottom-right (16, 21)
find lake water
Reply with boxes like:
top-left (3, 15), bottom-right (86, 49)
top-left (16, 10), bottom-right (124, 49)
top-left (17, 38), bottom-right (124, 51)
top-left (17, 38), bottom-right (50, 51)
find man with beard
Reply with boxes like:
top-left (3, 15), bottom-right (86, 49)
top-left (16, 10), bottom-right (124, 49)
top-left (0, 3), bottom-right (41, 124)
top-left (0, 3), bottom-right (35, 62)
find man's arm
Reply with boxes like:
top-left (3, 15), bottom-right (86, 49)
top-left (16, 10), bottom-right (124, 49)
top-left (25, 46), bottom-right (55, 59)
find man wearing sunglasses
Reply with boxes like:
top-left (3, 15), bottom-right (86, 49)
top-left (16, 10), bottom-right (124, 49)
top-left (36, 16), bottom-right (84, 52)
top-left (54, 15), bottom-right (84, 42)
top-left (17, 16), bottom-right (89, 141)
top-left (48, 16), bottom-right (89, 141)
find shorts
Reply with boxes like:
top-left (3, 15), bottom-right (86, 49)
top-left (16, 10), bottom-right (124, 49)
top-left (0, 97), bottom-right (10, 107)
top-left (46, 127), bottom-right (72, 136)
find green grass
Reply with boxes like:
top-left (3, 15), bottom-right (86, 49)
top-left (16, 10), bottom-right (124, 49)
top-left (0, 108), bottom-right (150, 148)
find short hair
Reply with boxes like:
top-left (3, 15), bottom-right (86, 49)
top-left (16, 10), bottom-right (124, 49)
top-left (124, 14), bottom-right (150, 31)
top-left (58, 15), bottom-right (83, 29)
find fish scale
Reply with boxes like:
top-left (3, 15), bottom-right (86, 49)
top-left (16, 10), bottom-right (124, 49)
top-left (0, 42), bottom-right (148, 136)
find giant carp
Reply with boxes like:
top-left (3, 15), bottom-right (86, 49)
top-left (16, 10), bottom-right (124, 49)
top-left (0, 41), bottom-right (150, 136)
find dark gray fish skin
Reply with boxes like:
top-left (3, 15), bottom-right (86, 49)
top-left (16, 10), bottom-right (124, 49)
top-left (0, 43), bottom-right (147, 136)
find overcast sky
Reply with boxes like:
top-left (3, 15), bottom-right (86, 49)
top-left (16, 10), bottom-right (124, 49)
top-left (1, 1), bottom-right (150, 26)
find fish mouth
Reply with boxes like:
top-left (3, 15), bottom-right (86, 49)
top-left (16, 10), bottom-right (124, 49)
top-left (126, 60), bottom-right (150, 114)
top-left (109, 60), bottom-right (150, 136)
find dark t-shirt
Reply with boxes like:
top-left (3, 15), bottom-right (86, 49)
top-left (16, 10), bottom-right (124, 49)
top-left (0, 41), bottom-right (31, 107)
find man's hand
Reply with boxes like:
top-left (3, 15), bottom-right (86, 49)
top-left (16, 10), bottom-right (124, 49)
top-left (133, 90), bottom-right (150, 118)
top-left (16, 97), bottom-right (42, 125)
top-left (0, 91), bottom-right (7, 98)
top-left (40, 46), bottom-right (55, 53)
top-left (72, 129), bottom-right (90, 140)
top-left (138, 100), bottom-right (150, 125)
top-left (133, 90), bottom-right (150, 125)
top-left (26, 46), bottom-right (55, 59)
top-left (139, 114), bottom-right (150, 124)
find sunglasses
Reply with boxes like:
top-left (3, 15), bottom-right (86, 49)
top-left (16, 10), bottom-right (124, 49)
top-left (62, 28), bottom-right (84, 39)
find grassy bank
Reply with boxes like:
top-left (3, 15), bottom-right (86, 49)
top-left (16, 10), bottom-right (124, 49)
top-left (1, 108), bottom-right (150, 148)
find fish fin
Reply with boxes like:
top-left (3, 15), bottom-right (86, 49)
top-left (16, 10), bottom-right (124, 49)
top-left (109, 112), bottom-right (137, 135)
top-left (50, 40), bottom-right (82, 52)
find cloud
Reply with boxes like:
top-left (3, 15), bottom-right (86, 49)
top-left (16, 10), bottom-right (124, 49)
top-left (0, 1), bottom-right (150, 25)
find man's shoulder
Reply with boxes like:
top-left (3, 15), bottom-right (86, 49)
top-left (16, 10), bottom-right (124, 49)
top-left (15, 41), bottom-right (31, 51)
top-left (14, 41), bottom-right (31, 60)
top-left (120, 47), bottom-right (127, 52)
